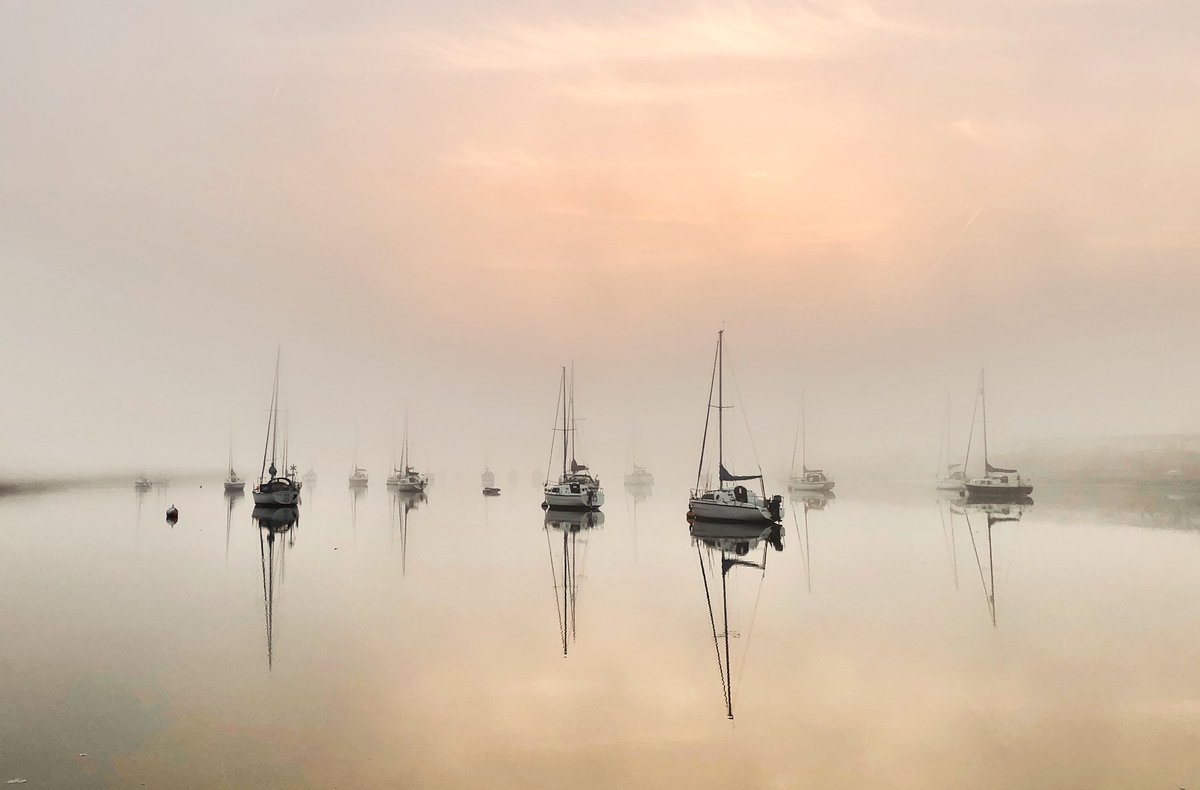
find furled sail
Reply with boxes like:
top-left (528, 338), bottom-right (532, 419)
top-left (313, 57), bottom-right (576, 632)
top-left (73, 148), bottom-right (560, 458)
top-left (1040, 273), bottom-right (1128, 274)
top-left (986, 462), bottom-right (1018, 474)
top-left (719, 464), bottom-right (762, 482)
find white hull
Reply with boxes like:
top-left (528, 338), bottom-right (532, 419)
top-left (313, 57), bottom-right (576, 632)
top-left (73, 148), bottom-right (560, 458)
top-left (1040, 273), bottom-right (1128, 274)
top-left (253, 489), bottom-right (300, 507)
top-left (544, 489), bottom-right (604, 510)
top-left (788, 480), bottom-right (835, 493)
top-left (688, 497), bottom-right (775, 523)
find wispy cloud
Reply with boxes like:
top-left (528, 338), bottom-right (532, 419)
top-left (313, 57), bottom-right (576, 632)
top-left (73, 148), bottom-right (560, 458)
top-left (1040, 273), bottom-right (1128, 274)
top-left (404, 1), bottom-right (926, 72)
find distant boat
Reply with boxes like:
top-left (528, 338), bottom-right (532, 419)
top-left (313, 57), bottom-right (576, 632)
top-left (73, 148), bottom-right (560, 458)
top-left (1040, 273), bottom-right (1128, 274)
top-left (543, 365), bottom-right (604, 510)
top-left (349, 466), bottom-right (369, 489)
top-left (134, 476), bottom-right (152, 492)
top-left (687, 331), bottom-right (782, 524)
top-left (253, 350), bottom-right (302, 508)
top-left (787, 393), bottom-right (835, 494)
top-left (936, 393), bottom-right (966, 492)
top-left (224, 435), bottom-right (245, 493)
top-left (388, 415), bottom-right (428, 492)
top-left (624, 425), bottom-right (654, 488)
top-left (482, 466), bottom-right (501, 496)
top-left (302, 468), bottom-right (317, 487)
top-left (962, 370), bottom-right (1033, 503)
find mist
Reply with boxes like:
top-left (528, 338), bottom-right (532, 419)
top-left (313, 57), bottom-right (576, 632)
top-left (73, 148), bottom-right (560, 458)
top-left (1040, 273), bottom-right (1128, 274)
top-left (3, 0), bottom-right (1199, 480)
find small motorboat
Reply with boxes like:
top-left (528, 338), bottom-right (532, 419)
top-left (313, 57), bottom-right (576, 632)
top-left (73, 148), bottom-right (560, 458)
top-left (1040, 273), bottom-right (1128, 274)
top-left (483, 487), bottom-right (502, 496)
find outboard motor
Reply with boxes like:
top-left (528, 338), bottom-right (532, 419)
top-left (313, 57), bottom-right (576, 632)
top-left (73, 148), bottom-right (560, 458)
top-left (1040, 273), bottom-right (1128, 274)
top-left (767, 495), bottom-right (783, 522)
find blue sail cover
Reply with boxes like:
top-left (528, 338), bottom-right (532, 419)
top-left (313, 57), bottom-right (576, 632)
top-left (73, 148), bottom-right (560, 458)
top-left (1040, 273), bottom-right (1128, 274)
top-left (719, 464), bottom-right (762, 482)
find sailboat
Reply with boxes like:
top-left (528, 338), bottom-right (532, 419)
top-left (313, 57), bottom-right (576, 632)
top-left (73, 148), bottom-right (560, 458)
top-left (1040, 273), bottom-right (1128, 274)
top-left (388, 416), bottom-right (428, 492)
top-left (543, 366), bottom-right (604, 510)
top-left (252, 350), bottom-right (302, 507)
top-left (224, 433), bottom-right (245, 493)
top-left (624, 425), bottom-right (654, 489)
top-left (544, 507), bottom-right (604, 656)
top-left (348, 440), bottom-right (369, 489)
top-left (481, 457), bottom-right (501, 496)
top-left (787, 393), bottom-right (835, 494)
top-left (936, 393), bottom-right (966, 492)
top-left (963, 370), bottom-right (1033, 502)
top-left (691, 518), bottom-right (783, 719)
top-left (253, 504), bottom-right (299, 669)
top-left (688, 331), bottom-right (783, 524)
top-left (134, 475), bottom-right (153, 492)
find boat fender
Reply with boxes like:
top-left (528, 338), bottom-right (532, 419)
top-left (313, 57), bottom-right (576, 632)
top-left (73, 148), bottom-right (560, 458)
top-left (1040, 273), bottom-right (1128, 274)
top-left (166, 506), bottom-right (179, 524)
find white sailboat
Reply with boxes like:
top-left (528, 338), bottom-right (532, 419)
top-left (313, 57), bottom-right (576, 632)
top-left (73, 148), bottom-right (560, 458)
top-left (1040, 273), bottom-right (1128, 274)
top-left (624, 424), bottom-right (654, 489)
top-left (688, 331), bottom-right (783, 524)
top-left (787, 393), bottom-right (835, 493)
top-left (481, 446), bottom-right (501, 496)
top-left (224, 433), bottom-right (245, 493)
top-left (963, 370), bottom-right (1033, 502)
top-left (543, 366), bottom-right (604, 510)
top-left (388, 416), bottom-right (428, 492)
top-left (348, 438), bottom-right (369, 489)
top-left (253, 350), bottom-right (302, 508)
top-left (936, 393), bottom-right (966, 492)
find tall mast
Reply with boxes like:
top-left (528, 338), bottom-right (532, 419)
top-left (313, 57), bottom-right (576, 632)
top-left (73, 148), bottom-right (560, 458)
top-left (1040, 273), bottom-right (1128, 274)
top-left (717, 330), bottom-right (724, 487)
top-left (560, 367), bottom-right (568, 478)
top-left (259, 347), bottom-right (280, 483)
top-left (568, 363), bottom-right (576, 468)
top-left (801, 390), bottom-right (807, 472)
top-left (269, 350), bottom-right (280, 473)
top-left (980, 369), bottom-right (989, 471)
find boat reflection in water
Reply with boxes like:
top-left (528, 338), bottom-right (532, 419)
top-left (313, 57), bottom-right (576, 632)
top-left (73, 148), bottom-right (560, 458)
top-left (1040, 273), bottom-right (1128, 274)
top-left (253, 505), bottom-right (299, 670)
top-left (390, 490), bottom-right (427, 576)
top-left (224, 486), bottom-right (244, 561)
top-left (954, 499), bottom-right (1031, 627)
top-left (689, 516), bottom-right (784, 720)
top-left (544, 507), bottom-right (604, 657)
top-left (789, 492), bottom-right (833, 593)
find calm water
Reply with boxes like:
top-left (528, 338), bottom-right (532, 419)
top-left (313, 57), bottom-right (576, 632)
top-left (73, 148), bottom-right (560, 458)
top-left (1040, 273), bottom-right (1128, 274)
top-left (3, 473), bottom-right (1200, 788)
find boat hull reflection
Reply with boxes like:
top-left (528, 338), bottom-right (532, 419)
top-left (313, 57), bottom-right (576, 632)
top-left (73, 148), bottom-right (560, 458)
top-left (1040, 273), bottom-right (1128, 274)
top-left (544, 507), bottom-right (605, 532)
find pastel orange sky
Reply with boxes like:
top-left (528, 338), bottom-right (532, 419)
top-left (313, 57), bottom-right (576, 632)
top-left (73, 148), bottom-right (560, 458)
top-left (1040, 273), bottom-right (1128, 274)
top-left (1, 0), bottom-right (1198, 472)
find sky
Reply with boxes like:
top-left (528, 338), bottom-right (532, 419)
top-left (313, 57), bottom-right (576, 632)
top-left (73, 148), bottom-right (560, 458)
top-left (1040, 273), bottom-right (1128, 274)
top-left (1, 0), bottom-right (1198, 478)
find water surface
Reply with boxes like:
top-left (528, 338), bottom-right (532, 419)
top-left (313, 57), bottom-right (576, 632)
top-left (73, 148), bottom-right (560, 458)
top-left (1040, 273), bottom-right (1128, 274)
top-left (2, 474), bottom-right (1200, 788)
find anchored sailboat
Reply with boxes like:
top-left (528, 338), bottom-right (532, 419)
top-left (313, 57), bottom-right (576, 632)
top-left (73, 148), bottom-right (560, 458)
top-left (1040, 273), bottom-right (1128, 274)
top-left (543, 365), bottom-right (604, 510)
top-left (224, 432), bottom-right (245, 493)
top-left (688, 331), bottom-right (783, 524)
top-left (388, 415), bottom-right (428, 492)
top-left (963, 370), bottom-right (1033, 502)
top-left (252, 350), bottom-right (302, 508)
top-left (936, 393), bottom-right (966, 492)
top-left (787, 393), bottom-right (835, 494)
top-left (624, 424), bottom-right (654, 489)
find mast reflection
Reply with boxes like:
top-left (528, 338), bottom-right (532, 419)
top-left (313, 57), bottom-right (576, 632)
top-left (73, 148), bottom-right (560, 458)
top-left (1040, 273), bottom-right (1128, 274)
top-left (544, 507), bottom-right (604, 657)
top-left (253, 505), bottom-right (299, 670)
top-left (789, 491), bottom-right (833, 593)
top-left (690, 516), bottom-right (784, 720)
top-left (955, 500), bottom-right (1030, 627)
top-left (390, 490), bottom-right (427, 576)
